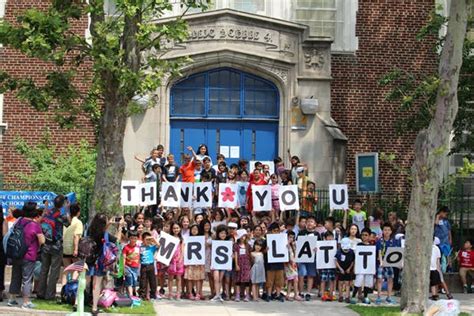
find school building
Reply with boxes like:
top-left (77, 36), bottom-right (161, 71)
top-left (0, 0), bottom-right (442, 196)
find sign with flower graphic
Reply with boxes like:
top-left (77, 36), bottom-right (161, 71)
top-left (218, 183), bottom-right (238, 208)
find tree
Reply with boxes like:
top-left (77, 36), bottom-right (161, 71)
top-left (379, 7), bottom-right (473, 156)
top-left (400, 1), bottom-right (468, 313)
top-left (0, 0), bottom-right (208, 217)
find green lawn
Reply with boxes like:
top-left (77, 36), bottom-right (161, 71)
top-left (32, 299), bottom-right (155, 315)
top-left (348, 306), bottom-right (470, 316)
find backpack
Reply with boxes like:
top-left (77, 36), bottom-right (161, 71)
top-left (98, 288), bottom-right (117, 308)
top-left (78, 236), bottom-right (99, 265)
top-left (5, 218), bottom-right (32, 259)
top-left (61, 280), bottom-right (78, 305)
top-left (114, 293), bottom-right (132, 307)
top-left (41, 209), bottom-right (62, 243)
top-left (97, 232), bottom-right (118, 272)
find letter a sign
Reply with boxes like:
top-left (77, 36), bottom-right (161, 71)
top-left (329, 184), bottom-right (348, 210)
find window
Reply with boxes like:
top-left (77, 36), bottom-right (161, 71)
top-left (171, 68), bottom-right (279, 119)
top-left (292, 0), bottom-right (358, 52)
top-left (231, 0), bottom-right (265, 14)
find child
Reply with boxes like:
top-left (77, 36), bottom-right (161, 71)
top-left (375, 223), bottom-right (399, 305)
top-left (233, 229), bottom-right (251, 302)
top-left (347, 224), bottom-right (362, 250)
top-left (285, 231), bottom-right (300, 301)
top-left (347, 199), bottom-right (367, 233)
top-left (211, 225), bottom-right (231, 302)
top-left (167, 222), bottom-right (184, 300)
top-left (297, 215), bottom-right (320, 301)
top-left (320, 231), bottom-right (337, 302)
top-left (211, 225), bottom-right (229, 302)
top-left (430, 237), bottom-right (442, 300)
top-left (250, 239), bottom-right (266, 301)
top-left (368, 208), bottom-right (384, 240)
top-left (458, 239), bottom-right (474, 293)
top-left (200, 219), bottom-right (215, 297)
top-left (139, 232), bottom-right (158, 300)
top-left (335, 237), bottom-right (355, 303)
top-left (123, 230), bottom-right (140, 298)
top-left (156, 221), bottom-right (170, 296)
top-left (352, 228), bottom-right (373, 304)
top-left (184, 224), bottom-right (205, 300)
top-left (270, 174), bottom-right (281, 218)
top-left (265, 222), bottom-right (285, 302)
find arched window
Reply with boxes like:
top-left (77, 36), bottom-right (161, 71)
top-left (171, 68), bottom-right (279, 119)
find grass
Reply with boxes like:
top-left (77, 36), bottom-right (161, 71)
top-left (348, 305), bottom-right (471, 316)
top-left (32, 299), bottom-right (155, 315)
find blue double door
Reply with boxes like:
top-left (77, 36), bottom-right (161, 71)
top-left (170, 120), bottom-right (278, 165)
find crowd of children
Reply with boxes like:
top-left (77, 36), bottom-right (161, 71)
top-left (1, 143), bottom-right (470, 314)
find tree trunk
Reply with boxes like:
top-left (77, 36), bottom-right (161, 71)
top-left (401, 0), bottom-right (468, 313)
top-left (90, 95), bottom-right (128, 218)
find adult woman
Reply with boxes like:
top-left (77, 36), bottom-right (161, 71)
top-left (87, 214), bottom-right (123, 316)
top-left (132, 212), bottom-right (145, 229)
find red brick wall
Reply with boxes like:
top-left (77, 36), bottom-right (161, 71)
top-left (331, 0), bottom-right (438, 196)
top-left (0, 0), bottom-right (96, 184)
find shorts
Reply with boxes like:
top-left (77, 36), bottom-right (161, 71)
top-left (377, 267), bottom-right (394, 280)
top-left (320, 269), bottom-right (336, 282)
top-left (429, 270), bottom-right (442, 287)
top-left (298, 262), bottom-right (317, 277)
top-left (337, 272), bottom-right (354, 282)
top-left (266, 270), bottom-right (284, 290)
top-left (86, 264), bottom-right (106, 277)
top-left (125, 266), bottom-right (139, 287)
top-left (354, 274), bottom-right (374, 288)
top-left (224, 270), bottom-right (233, 278)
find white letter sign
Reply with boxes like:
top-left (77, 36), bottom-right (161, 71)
top-left (252, 185), bottom-right (272, 211)
top-left (382, 247), bottom-right (404, 268)
top-left (121, 181), bottom-right (139, 206)
top-left (179, 182), bottom-right (193, 208)
top-left (279, 185), bottom-right (300, 211)
top-left (329, 184), bottom-right (348, 210)
top-left (161, 182), bottom-right (181, 208)
top-left (218, 183), bottom-right (238, 208)
top-left (184, 236), bottom-right (205, 265)
top-left (193, 182), bottom-right (213, 208)
top-left (156, 232), bottom-right (180, 266)
top-left (316, 240), bottom-right (337, 269)
top-left (139, 182), bottom-right (157, 206)
top-left (295, 235), bottom-right (317, 263)
top-left (211, 240), bottom-right (233, 270)
top-left (267, 233), bottom-right (289, 263)
top-left (355, 245), bottom-right (376, 275)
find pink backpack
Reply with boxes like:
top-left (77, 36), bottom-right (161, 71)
top-left (98, 288), bottom-right (117, 308)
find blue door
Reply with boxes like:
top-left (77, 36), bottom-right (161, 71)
top-left (170, 68), bottom-right (279, 165)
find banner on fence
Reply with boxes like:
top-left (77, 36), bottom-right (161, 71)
top-left (0, 191), bottom-right (76, 217)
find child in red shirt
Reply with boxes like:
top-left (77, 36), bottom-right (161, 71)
top-left (123, 230), bottom-right (140, 297)
top-left (458, 239), bottom-right (474, 293)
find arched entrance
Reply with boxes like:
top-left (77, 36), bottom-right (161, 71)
top-left (170, 68), bottom-right (279, 164)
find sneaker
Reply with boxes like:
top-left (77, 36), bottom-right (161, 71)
top-left (21, 302), bottom-right (35, 309)
top-left (278, 294), bottom-right (285, 303)
top-left (304, 293), bottom-right (311, 301)
top-left (7, 299), bottom-right (18, 307)
top-left (447, 293), bottom-right (453, 300)
top-left (235, 294), bottom-right (241, 302)
top-left (263, 295), bottom-right (271, 302)
top-left (337, 296), bottom-right (343, 303)
top-left (221, 293), bottom-right (227, 301)
top-left (430, 295), bottom-right (439, 301)
top-left (350, 298), bottom-right (357, 304)
top-left (375, 297), bottom-right (382, 305)
top-left (386, 297), bottom-right (396, 304)
top-left (362, 298), bottom-right (371, 305)
top-left (210, 295), bottom-right (221, 302)
top-left (261, 293), bottom-right (268, 301)
top-left (159, 288), bottom-right (165, 295)
top-left (321, 293), bottom-right (330, 302)
top-left (345, 297), bottom-right (351, 304)
top-left (243, 295), bottom-right (250, 302)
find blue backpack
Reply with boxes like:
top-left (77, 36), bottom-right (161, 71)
top-left (61, 280), bottom-right (78, 305)
top-left (5, 218), bottom-right (32, 259)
